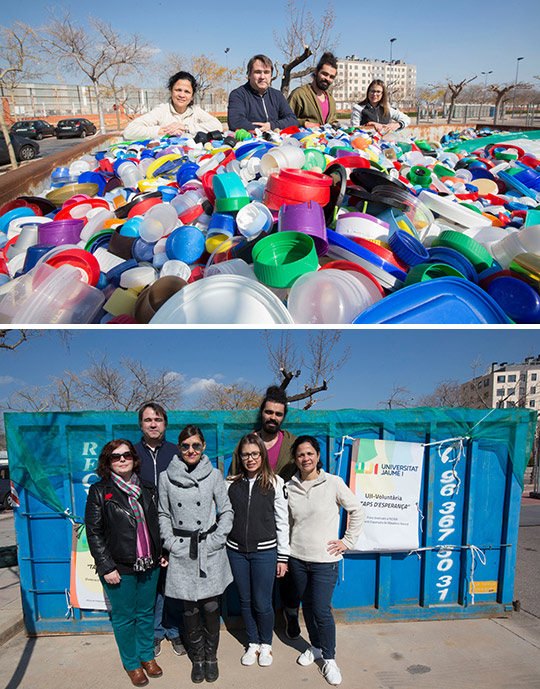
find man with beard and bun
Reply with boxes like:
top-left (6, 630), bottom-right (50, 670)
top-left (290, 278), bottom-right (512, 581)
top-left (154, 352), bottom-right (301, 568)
top-left (287, 53), bottom-right (338, 128)
top-left (229, 386), bottom-right (301, 640)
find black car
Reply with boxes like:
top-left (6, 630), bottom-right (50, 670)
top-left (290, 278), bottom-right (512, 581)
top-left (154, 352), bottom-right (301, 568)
top-left (0, 463), bottom-right (12, 510)
top-left (0, 133), bottom-right (40, 165)
top-left (56, 118), bottom-right (97, 139)
top-left (9, 119), bottom-right (56, 140)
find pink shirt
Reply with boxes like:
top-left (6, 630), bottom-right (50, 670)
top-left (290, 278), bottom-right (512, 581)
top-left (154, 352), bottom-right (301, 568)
top-left (320, 95), bottom-right (329, 123)
top-left (267, 431), bottom-right (283, 472)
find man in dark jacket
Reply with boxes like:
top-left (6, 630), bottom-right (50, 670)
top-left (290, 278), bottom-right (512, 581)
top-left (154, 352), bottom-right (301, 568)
top-left (229, 385), bottom-right (302, 639)
top-left (134, 402), bottom-right (185, 658)
top-left (227, 54), bottom-right (298, 132)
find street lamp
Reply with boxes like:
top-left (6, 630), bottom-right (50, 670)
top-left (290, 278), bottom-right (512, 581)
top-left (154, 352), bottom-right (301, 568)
top-left (513, 56), bottom-right (524, 118)
top-left (224, 48), bottom-right (230, 97)
top-left (389, 38), bottom-right (397, 103)
top-left (481, 70), bottom-right (493, 117)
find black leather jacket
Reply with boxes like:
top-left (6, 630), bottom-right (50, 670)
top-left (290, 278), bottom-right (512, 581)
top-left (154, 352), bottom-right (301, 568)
top-left (85, 476), bottom-right (161, 576)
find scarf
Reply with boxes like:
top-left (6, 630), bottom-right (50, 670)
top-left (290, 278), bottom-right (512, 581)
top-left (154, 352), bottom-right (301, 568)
top-left (111, 472), bottom-right (154, 572)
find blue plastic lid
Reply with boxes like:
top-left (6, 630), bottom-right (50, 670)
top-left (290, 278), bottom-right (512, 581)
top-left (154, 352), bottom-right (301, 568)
top-left (427, 246), bottom-right (478, 283)
top-left (165, 225), bottom-right (205, 264)
top-left (327, 229), bottom-right (407, 281)
top-left (487, 276), bottom-right (540, 324)
top-left (106, 259), bottom-right (139, 286)
top-left (388, 229), bottom-right (429, 267)
top-left (353, 277), bottom-right (511, 324)
top-left (132, 237), bottom-right (156, 263)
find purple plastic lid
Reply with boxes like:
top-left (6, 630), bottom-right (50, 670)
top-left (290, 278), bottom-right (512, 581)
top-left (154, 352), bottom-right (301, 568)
top-left (38, 218), bottom-right (84, 245)
top-left (278, 201), bottom-right (328, 256)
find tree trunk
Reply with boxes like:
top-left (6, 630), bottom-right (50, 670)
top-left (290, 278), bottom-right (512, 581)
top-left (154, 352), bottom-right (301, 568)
top-left (92, 79), bottom-right (105, 132)
top-left (279, 46), bottom-right (312, 98)
top-left (0, 104), bottom-right (18, 169)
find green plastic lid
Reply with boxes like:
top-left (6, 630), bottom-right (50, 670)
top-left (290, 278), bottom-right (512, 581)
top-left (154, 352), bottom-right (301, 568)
top-left (252, 231), bottom-right (318, 288)
top-left (214, 197), bottom-right (250, 213)
top-left (404, 262), bottom-right (466, 287)
top-left (433, 230), bottom-right (493, 272)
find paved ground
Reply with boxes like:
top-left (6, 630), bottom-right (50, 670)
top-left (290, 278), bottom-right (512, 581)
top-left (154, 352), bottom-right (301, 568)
top-left (1, 484), bottom-right (539, 689)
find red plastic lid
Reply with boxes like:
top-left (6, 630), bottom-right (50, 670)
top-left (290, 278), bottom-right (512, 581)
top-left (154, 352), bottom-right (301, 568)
top-left (98, 159), bottom-right (114, 174)
top-left (0, 235), bottom-right (20, 260)
top-left (278, 168), bottom-right (332, 187)
top-left (45, 248), bottom-right (101, 286)
top-left (320, 260), bottom-right (385, 296)
top-left (266, 172), bottom-right (330, 205)
top-left (127, 197), bottom-right (163, 218)
top-left (201, 170), bottom-right (217, 205)
top-left (0, 255), bottom-right (8, 274)
top-left (352, 237), bottom-right (409, 272)
top-left (281, 126), bottom-right (301, 135)
top-left (178, 204), bottom-right (204, 224)
top-left (54, 197), bottom-right (109, 222)
top-left (328, 155), bottom-right (369, 170)
top-left (188, 265), bottom-right (205, 283)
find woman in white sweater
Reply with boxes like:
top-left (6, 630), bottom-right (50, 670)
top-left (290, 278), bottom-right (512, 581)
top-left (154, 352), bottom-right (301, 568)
top-left (287, 435), bottom-right (364, 687)
top-left (123, 71), bottom-right (223, 141)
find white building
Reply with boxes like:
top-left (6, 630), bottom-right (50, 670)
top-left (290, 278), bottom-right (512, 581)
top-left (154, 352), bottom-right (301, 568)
top-left (461, 357), bottom-right (540, 410)
top-left (333, 55), bottom-right (416, 108)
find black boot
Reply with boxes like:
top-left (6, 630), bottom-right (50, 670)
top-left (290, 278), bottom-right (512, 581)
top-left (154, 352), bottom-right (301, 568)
top-left (184, 613), bottom-right (206, 683)
top-left (204, 629), bottom-right (220, 683)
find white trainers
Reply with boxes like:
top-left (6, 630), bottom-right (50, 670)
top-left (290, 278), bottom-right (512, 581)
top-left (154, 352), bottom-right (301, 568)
top-left (297, 646), bottom-right (323, 666)
top-left (258, 644), bottom-right (273, 667)
top-left (322, 659), bottom-right (342, 685)
top-left (241, 643), bottom-right (260, 666)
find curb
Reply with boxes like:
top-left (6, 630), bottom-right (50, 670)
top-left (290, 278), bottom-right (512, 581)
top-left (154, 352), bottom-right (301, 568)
top-left (0, 615), bottom-right (25, 646)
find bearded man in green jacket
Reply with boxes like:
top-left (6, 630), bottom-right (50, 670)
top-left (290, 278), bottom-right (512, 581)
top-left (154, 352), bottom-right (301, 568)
top-left (288, 52), bottom-right (338, 128)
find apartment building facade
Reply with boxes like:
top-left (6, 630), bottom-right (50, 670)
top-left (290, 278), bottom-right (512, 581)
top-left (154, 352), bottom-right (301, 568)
top-left (461, 357), bottom-right (540, 410)
top-left (333, 55), bottom-right (417, 107)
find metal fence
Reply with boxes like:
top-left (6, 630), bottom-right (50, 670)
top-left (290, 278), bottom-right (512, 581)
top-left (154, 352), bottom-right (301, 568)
top-left (416, 102), bottom-right (540, 126)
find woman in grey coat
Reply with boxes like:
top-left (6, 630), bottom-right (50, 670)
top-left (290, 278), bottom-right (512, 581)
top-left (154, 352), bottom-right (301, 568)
top-left (159, 425), bottom-right (233, 684)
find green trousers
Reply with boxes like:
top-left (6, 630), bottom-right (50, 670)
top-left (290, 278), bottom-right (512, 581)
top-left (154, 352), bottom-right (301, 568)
top-left (101, 567), bottom-right (160, 671)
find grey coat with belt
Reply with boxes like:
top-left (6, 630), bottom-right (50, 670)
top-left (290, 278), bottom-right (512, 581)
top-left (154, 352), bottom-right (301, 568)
top-left (158, 454), bottom-right (233, 601)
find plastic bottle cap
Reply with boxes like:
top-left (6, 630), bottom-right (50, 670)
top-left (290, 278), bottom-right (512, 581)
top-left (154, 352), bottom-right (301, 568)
top-left (252, 231), bottom-right (319, 288)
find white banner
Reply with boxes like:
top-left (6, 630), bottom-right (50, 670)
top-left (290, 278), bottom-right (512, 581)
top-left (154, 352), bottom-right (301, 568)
top-left (70, 524), bottom-right (110, 611)
top-left (348, 438), bottom-right (424, 552)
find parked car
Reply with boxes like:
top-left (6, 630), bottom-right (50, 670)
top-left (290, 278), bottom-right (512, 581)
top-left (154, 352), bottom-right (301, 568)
top-left (0, 463), bottom-right (12, 510)
top-left (9, 119), bottom-right (56, 140)
top-left (55, 118), bottom-right (97, 139)
top-left (0, 133), bottom-right (40, 165)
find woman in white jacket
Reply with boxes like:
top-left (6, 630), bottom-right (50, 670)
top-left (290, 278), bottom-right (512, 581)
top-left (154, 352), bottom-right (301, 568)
top-left (123, 71), bottom-right (223, 141)
top-left (227, 433), bottom-right (289, 668)
top-left (350, 79), bottom-right (410, 134)
top-left (287, 435), bottom-right (364, 687)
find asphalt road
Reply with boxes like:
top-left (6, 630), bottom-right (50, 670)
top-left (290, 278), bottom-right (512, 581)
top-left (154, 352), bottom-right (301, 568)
top-left (0, 132), bottom-right (103, 173)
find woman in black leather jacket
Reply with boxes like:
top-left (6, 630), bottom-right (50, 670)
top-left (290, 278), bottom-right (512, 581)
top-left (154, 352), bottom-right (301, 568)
top-left (85, 438), bottom-right (164, 688)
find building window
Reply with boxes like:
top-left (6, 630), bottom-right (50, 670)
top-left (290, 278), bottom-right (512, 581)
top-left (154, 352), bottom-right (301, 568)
top-left (508, 387), bottom-right (515, 395)
top-left (531, 400), bottom-right (536, 407)
top-left (532, 373), bottom-right (537, 381)
top-left (531, 387), bottom-right (536, 394)
top-left (508, 375), bottom-right (516, 382)
top-left (484, 379), bottom-right (489, 387)
top-left (520, 374), bottom-right (526, 381)
top-left (497, 389), bottom-right (505, 397)
top-left (497, 376), bottom-right (505, 382)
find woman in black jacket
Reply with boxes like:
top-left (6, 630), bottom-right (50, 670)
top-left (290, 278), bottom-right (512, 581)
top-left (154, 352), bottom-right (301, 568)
top-left (226, 433), bottom-right (289, 668)
top-left (85, 439), bottom-right (164, 687)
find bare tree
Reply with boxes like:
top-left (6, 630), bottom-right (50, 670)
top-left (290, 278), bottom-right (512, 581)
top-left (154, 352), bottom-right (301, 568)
top-left (4, 354), bottom-right (183, 413)
top-left (261, 330), bottom-right (351, 409)
top-left (0, 23), bottom-right (40, 168)
top-left (274, 0), bottom-right (339, 97)
top-left (378, 383), bottom-right (414, 409)
top-left (445, 76), bottom-right (477, 123)
top-left (197, 382), bottom-right (262, 411)
top-left (162, 52), bottom-right (232, 106)
top-left (40, 12), bottom-right (154, 131)
top-left (0, 329), bottom-right (72, 350)
top-left (417, 379), bottom-right (465, 407)
top-left (488, 82), bottom-right (531, 124)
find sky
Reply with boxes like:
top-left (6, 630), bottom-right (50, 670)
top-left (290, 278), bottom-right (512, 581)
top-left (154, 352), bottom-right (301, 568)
top-left (2, 328), bottom-right (540, 414)
top-left (2, 0), bottom-right (539, 89)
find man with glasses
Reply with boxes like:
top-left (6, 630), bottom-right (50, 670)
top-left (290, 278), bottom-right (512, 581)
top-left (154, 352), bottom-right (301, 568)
top-left (288, 53), bottom-right (338, 128)
top-left (229, 386), bottom-right (301, 640)
top-left (134, 402), bottom-right (186, 659)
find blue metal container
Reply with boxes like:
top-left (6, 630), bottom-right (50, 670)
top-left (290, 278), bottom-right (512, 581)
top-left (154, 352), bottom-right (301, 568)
top-left (4, 407), bottom-right (535, 634)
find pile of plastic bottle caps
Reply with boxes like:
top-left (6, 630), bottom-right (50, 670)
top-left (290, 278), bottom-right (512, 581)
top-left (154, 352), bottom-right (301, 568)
top-left (1, 123), bottom-right (540, 324)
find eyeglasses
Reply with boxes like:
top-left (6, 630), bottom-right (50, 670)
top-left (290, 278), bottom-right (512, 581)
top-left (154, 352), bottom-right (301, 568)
top-left (240, 451), bottom-right (261, 461)
top-left (111, 451), bottom-right (133, 462)
top-left (180, 442), bottom-right (203, 452)
top-left (369, 90), bottom-right (383, 95)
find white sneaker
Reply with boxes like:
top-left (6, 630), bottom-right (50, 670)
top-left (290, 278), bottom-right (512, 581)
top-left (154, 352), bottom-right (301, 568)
top-left (297, 646), bottom-right (323, 666)
top-left (241, 643), bottom-right (260, 666)
top-left (258, 644), bottom-right (273, 667)
top-left (322, 659), bottom-right (342, 685)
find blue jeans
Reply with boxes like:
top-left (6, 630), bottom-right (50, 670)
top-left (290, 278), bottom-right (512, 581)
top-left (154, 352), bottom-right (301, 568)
top-left (154, 568), bottom-right (183, 640)
top-left (227, 548), bottom-right (277, 645)
top-left (101, 567), bottom-right (160, 671)
top-left (288, 558), bottom-right (339, 660)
